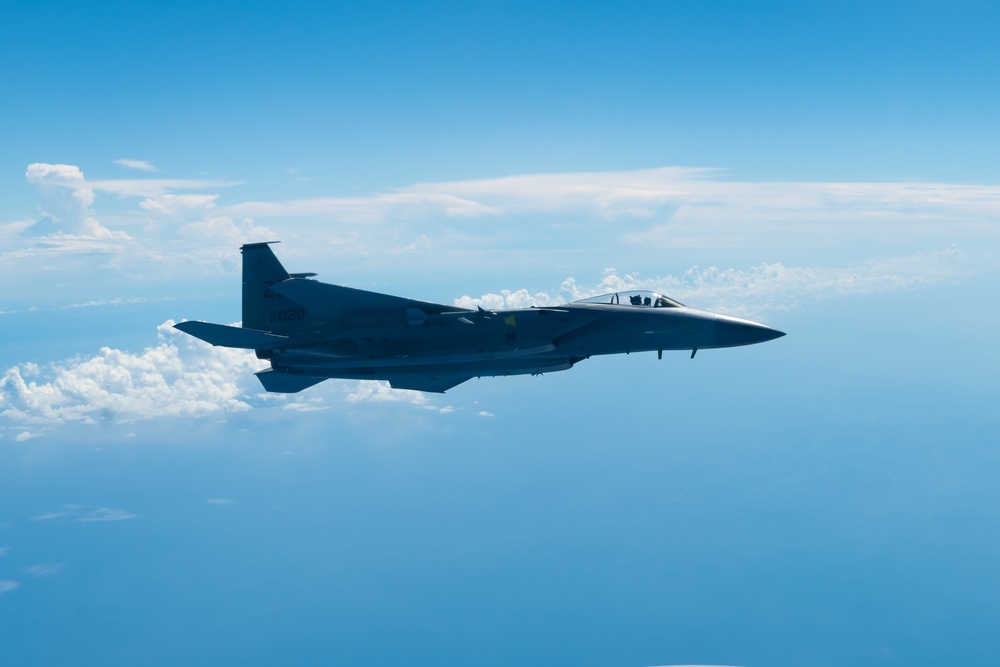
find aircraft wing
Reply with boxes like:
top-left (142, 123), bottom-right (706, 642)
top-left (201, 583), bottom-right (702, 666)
top-left (267, 278), bottom-right (470, 319)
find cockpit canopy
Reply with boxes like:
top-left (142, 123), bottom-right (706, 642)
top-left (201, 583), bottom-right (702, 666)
top-left (574, 290), bottom-right (684, 308)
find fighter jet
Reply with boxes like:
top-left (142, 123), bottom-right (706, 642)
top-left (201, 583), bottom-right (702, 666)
top-left (175, 242), bottom-right (784, 393)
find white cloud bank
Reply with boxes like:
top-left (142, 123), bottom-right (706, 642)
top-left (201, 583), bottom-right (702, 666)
top-left (6, 163), bottom-right (997, 289)
top-left (455, 247), bottom-right (965, 318)
top-left (220, 167), bottom-right (1000, 244)
top-left (0, 321), bottom-right (266, 426)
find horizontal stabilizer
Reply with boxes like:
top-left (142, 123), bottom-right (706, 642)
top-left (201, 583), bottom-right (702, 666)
top-left (174, 321), bottom-right (289, 349)
top-left (254, 369), bottom-right (326, 393)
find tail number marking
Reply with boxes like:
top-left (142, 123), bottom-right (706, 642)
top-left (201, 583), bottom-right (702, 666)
top-left (269, 308), bottom-right (306, 323)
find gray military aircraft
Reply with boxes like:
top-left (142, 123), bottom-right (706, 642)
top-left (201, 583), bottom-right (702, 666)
top-left (175, 242), bottom-right (784, 393)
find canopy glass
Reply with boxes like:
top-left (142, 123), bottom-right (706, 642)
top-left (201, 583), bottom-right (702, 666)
top-left (574, 290), bottom-right (684, 308)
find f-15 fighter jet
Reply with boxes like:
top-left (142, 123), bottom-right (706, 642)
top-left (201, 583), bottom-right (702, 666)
top-left (175, 243), bottom-right (784, 393)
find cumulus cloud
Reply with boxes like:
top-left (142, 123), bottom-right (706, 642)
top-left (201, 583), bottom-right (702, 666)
top-left (453, 288), bottom-right (557, 310)
top-left (346, 380), bottom-right (431, 405)
top-left (0, 320), bottom-right (453, 427)
top-left (454, 247), bottom-right (966, 319)
top-left (0, 321), bottom-right (266, 425)
top-left (25, 163), bottom-right (122, 238)
top-left (12, 163), bottom-right (249, 272)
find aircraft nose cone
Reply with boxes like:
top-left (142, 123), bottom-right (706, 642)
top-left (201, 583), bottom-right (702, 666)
top-left (715, 315), bottom-right (786, 348)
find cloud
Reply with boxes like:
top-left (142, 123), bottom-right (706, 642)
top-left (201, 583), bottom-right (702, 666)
top-left (0, 580), bottom-right (18, 594)
top-left (455, 247), bottom-right (966, 319)
top-left (89, 177), bottom-right (242, 199)
top-left (0, 547), bottom-right (9, 556)
top-left (61, 297), bottom-right (160, 310)
top-left (346, 380), bottom-right (431, 405)
top-left (16, 163), bottom-right (1000, 258)
top-left (176, 216), bottom-right (275, 248)
top-left (0, 321), bottom-right (266, 425)
top-left (222, 167), bottom-right (711, 222)
top-left (13, 163), bottom-right (247, 270)
top-left (139, 193), bottom-right (218, 215)
top-left (23, 563), bottom-right (64, 577)
top-left (215, 167), bottom-right (1000, 243)
top-left (114, 158), bottom-right (157, 172)
top-left (223, 192), bottom-right (500, 223)
top-left (9, 163), bottom-right (996, 296)
top-left (25, 163), bottom-right (122, 238)
top-left (454, 288), bottom-right (560, 310)
top-left (78, 508), bottom-right (136, 522)
top-left (282, 396), bottom-right (330, 412)
top-left (0, 218), bottom-right (36, 239)
top-left (0, 320), bottom-right (448, 427)
top-left (29, 505), bottom-right (135, 523)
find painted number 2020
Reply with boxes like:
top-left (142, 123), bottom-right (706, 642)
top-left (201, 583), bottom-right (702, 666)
top-left (270, 308), bottom-right (306, 322)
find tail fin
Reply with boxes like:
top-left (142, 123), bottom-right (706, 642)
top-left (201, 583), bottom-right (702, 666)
top-left (241, 242), bottom-right (320, 333)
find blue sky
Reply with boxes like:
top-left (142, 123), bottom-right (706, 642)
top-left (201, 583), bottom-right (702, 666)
top-left (2, 2), bottom-right (999, 666)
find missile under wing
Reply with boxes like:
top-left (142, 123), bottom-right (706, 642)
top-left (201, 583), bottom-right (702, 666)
top-left (174, 243), bottom-right (784, 393)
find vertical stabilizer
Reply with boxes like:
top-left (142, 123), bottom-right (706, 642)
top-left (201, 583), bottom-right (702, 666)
top-left (241, 242), bottom-right (302, 332)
